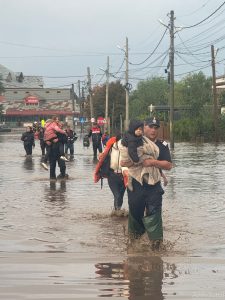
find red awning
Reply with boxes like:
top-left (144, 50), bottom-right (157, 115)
top-left (5, 109), bottom-right (75, 116)
top-left (24, 96), bottom-right (39, 104)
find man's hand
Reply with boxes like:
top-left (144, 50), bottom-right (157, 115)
top-left (120, 160), bottom-right (134, 167)
top-left (142, 158), bottom-right (156, 167)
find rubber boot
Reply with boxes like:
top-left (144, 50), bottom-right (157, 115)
top-left (128, 213), bottom-right (145, 239)
top-left (142, 209), bottom-right (163, 241)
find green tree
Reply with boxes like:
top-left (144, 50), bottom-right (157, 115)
top-left (129, 77), bottom-right (169, 120)
top-left (177, 72), bottom-right (211, 117)
top-left (174, 72), bottom-right (213, 141)
top-left (0, 75), bottom-right (4, 93)
top-left (90, 80), bottom-right (125, 131)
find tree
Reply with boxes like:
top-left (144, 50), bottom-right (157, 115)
top-left (129, 77), bottom-right (169, 119)
top-left (88, 80), bottom-right (126, 131)
top-left (0, 75), bottom-right (4, 94)
top-left (177, 72), bottom-right (211, 117)
top-left (174, 72), bottom-right (213, 141)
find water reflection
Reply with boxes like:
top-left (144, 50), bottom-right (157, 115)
top-left (44, 180), bottom-right (67, 203)
top-left (95, 256), bottom-right (164, 299)
top-left (23, 156), bottom-right (34, 170)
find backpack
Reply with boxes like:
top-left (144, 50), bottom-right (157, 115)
top-left (83, 135), bottom-right (90, 147)
top-left (98, 149), bottom-right (112, 188)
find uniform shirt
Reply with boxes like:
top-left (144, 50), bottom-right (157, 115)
top-left (88, 126), bottom-right (102, 144)
top-left (155, 140), bottom-right (172, 163)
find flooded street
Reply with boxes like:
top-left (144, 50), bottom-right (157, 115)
top-left (1, 132), bottom-right (225, 299)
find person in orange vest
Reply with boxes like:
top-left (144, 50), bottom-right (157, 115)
top-left (88, 122), bottom-right (102, 158)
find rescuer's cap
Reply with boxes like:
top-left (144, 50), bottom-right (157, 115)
top-left (145, 117), bottom-right (160, 127)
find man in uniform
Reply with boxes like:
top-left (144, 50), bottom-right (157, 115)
top-left (123, 117), bottom-right (172, 251)
top-left (88, 122), bottom-right (103, 158)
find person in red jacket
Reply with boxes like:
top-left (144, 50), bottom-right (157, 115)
top-left (88, 122), bottom-right (102, 158)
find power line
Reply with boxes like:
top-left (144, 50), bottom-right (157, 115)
top-left (128, 28), bottom-right (168, 65)
top-left (179, 0), bottom-right (213, 17)
top-left (174, 63), bottom-right (211, 77)
top-left (181, 1), bottom-right (225, 29)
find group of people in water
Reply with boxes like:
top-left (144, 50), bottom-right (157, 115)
top-left (21, 115), bottom-right (173, 251)
top-left (21, 116), bottom-right (78, 179)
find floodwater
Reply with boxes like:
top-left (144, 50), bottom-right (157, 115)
top-left (1, 132), bottom-right (225, 299)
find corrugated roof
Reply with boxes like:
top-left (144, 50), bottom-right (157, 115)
top-left (0, 64), bottom-right (44, 88)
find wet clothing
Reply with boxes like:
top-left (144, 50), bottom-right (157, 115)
top-left (21, 131), bottom-right (35, 155)
top-left (128, 179), bottom-right (164, 239)
top-left (88, 126), bottom-right (102, 157)
top-left (65, 129), bottom-right (77, 155)
top-left (43, 144), bottom-right (50, 164)
top-left (127, 138), bottom-right (172, 241)
top-left (49, 142), bottom-right (66, 179)
top-left (108, 172), bottom-right (126, 210)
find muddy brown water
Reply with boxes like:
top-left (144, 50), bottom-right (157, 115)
top-left (1, 133), bottom-right (225, 299)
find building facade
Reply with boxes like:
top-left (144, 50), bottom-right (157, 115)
top-left (0, 64), bottom-right (80, 126)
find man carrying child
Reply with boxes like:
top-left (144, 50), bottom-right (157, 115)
top-left (41, 116), bottom-right (68, 171)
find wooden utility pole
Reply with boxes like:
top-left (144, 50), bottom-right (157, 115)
top-left (169, 10), bottom-right (175, 149)
top-left (125, 37), bottom-right (129, 130)
top-left (71, 83), bottom-right (76, 130)
top-left (78, 80), bottom-right (83, 133)
top-left (105, 56), bottom-right (110, 134)
top-left (87, 67), bottom-right (93, 120)
top-left (211, 45), bottom-right (219, 142)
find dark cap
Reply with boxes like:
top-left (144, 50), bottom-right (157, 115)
top-left (145, 117), bottom-right (160, 127)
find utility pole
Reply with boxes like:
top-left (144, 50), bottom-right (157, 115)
top-left (211, 45), bottom-right (219, 142)
top-left (169, 10), bottom-right (175, 150)
top-left (78, 80), bottom-right (83, 133)
top-left (71, 83), bottom-right (76, 130)
top-left (105, 56), bottom-right (110, 134)
top-left (87, 67), bottom-right (94, 121)
top-left (125, 37), bottom-right (129, 130)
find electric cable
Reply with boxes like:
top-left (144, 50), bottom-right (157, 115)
top-left (128, 28), bottom-right (168, 65)
top-left (181, 1), bottom-right (225, 29)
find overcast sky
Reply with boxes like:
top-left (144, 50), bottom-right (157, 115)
top-left (1, 0), bottom-right (225, 91)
